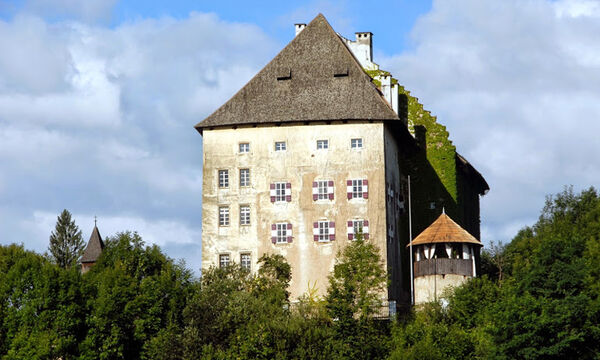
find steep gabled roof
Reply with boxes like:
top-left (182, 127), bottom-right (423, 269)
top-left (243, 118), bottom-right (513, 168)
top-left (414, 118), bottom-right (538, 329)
top-left (195, 13), bottom-right (399, 132)
top-left (407, 213), bottom-right (482, 247)
top-left (81, 226), bottom-right (104, 263)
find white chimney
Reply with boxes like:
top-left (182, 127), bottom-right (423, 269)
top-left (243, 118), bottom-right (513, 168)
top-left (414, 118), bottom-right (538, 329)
top-left (295, 23), bottom-right (306, 37)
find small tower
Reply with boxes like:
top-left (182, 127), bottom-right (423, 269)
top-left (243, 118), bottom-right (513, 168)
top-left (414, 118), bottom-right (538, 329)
top-left (81, 222), bottom-right (104, 274)
top-left (407, 211), bottom-right (482, 305)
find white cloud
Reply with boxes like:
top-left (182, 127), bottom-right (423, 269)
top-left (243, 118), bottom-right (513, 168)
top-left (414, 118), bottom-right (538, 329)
top-left (379, 0), bottom-right (600, 243)
top-left (23, 0), bottom-right (118, 23)
top-left (0, 11), bottom-right (276, 272)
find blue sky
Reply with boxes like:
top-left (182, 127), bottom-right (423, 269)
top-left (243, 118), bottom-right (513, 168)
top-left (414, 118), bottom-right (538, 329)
top-left (1, 0), bottom-right (600, 274)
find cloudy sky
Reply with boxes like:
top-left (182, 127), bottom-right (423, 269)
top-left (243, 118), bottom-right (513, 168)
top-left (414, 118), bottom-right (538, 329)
top-left (1, 0), bottom-right (599, 273)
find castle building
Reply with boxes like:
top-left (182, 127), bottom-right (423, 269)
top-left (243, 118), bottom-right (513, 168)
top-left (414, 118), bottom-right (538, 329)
top-left (194, 14), bottom-right (488, 305)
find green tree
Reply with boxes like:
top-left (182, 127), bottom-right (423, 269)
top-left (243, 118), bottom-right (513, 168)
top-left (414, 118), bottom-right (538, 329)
top-left (325, 238), bottom-right (390, 359)
top-left (48, 209), bottom-right (84, 269)
top-left (79, 231), bottom-right (192, 360)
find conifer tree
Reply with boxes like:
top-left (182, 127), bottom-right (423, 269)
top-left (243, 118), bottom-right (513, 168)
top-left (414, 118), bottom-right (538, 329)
top-left (48, 209), bottom-right (84, 268)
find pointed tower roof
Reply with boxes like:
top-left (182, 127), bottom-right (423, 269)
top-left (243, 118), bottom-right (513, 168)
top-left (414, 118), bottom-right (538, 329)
top-left (407, 213), bottom-right (483, 247)
top-left (81, 226), bottom-right (104, 263)
top-left (195, 13), bottom-right (399, 132)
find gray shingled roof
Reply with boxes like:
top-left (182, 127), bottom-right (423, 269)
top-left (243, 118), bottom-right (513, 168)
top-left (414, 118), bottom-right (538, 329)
top-left (195, 13), bottom-right (399, 131)
top-left (81, 226), bottom-right (104, 263)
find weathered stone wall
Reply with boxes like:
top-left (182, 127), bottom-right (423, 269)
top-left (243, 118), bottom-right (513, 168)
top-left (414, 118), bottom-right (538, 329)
top-left (201, 121), bottom-right (392, 300)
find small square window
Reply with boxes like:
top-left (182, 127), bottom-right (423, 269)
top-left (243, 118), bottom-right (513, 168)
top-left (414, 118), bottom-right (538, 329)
top-left (219, 254), bottom-right (230, 268)
top-left (317, 180), bottom-right (329, 200)
top-left (240, 253), bottom-right (251, 270)
top-left (353, 220), bottom-right (364, 237)
top-left (276, 223), bottom-right (288, 244)
top-left (275, 182), bottom-right (286, 202)
top-left (240, 169), bottom-right (250, 187)
top-left (351, 138), bottom-right (363, 149)
top-left (316, 140), bottom-right (329, 150)
top-left (218, 170), bottom-right (229, 188)
top-left (318, 221), bottom-right (330, 242)
top-left (352, 179), bottom-right (363, 198)
top-left (239, 143), bottom-right (250, 153)
top-left (275, 141), bottom-right (287, 151)
top-left (240, 205), bottom-right (250, 225)
top-left (219, 206), bottom-right (229, 226)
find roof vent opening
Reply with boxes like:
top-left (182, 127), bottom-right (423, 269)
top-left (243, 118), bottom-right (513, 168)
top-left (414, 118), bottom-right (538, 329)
top-left (277, 68), bottom-right (292, 81)
top-left (333, 67), bottom-right (349, 77)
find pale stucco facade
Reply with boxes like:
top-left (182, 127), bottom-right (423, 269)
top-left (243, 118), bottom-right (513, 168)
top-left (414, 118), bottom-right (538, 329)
top-left (202, 121), bottom-right (406, 300)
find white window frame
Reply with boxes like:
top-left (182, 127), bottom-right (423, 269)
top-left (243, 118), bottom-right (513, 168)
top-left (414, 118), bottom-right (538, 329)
top-left (352, 179), bottom-right (364, 198)
top-left (276, 223), bottom-right (288, 244)
top-left (317, 180), bottom-right (329, 200)
top-left (219, 254), bottom-right (230, 268)
top-left (275, 141), bottom-right (287, 151)
top-left (218, 170), bottom-right (229, 188)
top-left (240, 253), bottom-right (251, 270)
top-left (351, 138), bottom-right (363, 149)
top-left (219, 206), bottom-right (229, 226)
top-left (240, 205), bottom-right (250, 226)
top-left (353, 220), bottom-right (364, 236)
top-left (316, 139), bottom-right (329, 150)
top-left (318, 221), bottom-right (330, 242)
top-left (240, 169), bottom-right (250, 187)
top-left (275, 182), bottom-right (286, 202)
top-left (239, 142), bottom-right (250, 153)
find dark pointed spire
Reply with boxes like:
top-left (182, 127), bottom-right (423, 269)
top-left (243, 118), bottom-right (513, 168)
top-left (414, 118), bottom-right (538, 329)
top-left (81, 224), bottom-right (104, 264)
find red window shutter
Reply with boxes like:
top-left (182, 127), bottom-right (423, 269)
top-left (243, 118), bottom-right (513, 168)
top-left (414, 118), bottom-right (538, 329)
top-left (270, 183), bottom-right (275, 189)
top-left (363, 179), bottom-right (368, 199)
top-left (348, 234), bottom-right (353, 240)
top-left (313, 222), bottom-right (318, 228)
top-left (347, 192), bottom-right (352, 200)
top-left (328, 180), bottom-right (334, 187)
top-left (314, 235), bottom-right (319, 241)
top-left (329, 234), bottom-right (335, 241)
top-left (347, 221), bottom-right (353, 227)
top-left (286, 195), bottom-right (291, 202)
top-left (329, 193), bottom-right (334, 200)
top-left (313, 194), bottom-right (318, 201)
top-left (287, 236), bottom-right (293, 243)
top-left (363, 179), bottom-right (368, 185)
top-left (286, 182), bottom-right (291, 189)
top-left (346, 180), bottom-right (352, 186)
top-left (363, 220), bottom-right (369, 227)
top-left (271, 224), bottom-right (276, 230)
top-left (287, 223), bottom-right (292, 230)
top-left (313, 182), bottom-right (318, 187)
top-left (270, 196), bottom-right (276, 203)
top-left (329, 221), bottom-right (335, 228)
top-left (271, 237), bottom-right (277, 244)
top-left (364, 233), bottom-right (369, 239)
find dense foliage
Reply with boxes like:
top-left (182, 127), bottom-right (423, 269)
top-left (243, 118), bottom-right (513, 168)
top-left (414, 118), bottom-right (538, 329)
top-left (2, 187), bottom-right (600, 359)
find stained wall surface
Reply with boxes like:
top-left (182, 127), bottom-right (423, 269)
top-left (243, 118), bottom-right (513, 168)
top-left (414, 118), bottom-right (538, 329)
top-left (414, 274), bottom-right (471, 304)
top-left (201, 121), bottom-right (391, 299)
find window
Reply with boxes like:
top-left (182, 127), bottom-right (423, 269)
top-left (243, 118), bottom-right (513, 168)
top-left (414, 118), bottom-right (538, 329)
top-left (351, 138), bottom-right (363, 149)
top-left (270, 182), bottom-right (291, 202)
top-left (240, 253), bottom-right (251, 270)
top-left (346, 179), bottom-right (368, 199)
top-left (239, 142), bottom-right (250, 153)
top-left (240, 205), bottom-right (250, 225)
top-left (218, 170), bottom-right (229, 188)
top-left (316, 139), bottom-right (328, 150)
top-left (347, 219), bottom-right (369, 240)
top-left (275, 141), bottom-right (286, 151)
top-left (312, 180), bottom-right (334, 200)
top-left (271, 223), bottom-right (292, 244)
top-left (219, 254), bottom-right (230, 268)
top-left (219, 206), bottom-right (229, 226)
top-left (313, 221), bottom-right (335, 242)
top-left (240, 169), bottom-right (250, 187)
